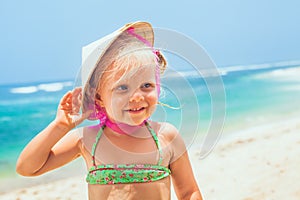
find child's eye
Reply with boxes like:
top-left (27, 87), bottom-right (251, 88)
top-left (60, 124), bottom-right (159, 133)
top-left (116, 85), bottom-right (128, 91)
top-left (142, 83), bottom-right (154, 89)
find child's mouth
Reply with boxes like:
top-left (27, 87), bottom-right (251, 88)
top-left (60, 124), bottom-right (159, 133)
top-left (126, 107), bottom-right (145, 113)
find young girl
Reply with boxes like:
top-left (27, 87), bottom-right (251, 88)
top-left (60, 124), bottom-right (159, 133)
top-left (16, 21), bottom-right (202, 200)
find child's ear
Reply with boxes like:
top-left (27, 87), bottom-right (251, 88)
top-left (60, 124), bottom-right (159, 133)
top-left (95, 93), bottom-right (104, 107)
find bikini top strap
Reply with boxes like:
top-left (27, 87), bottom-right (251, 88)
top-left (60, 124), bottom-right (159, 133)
top-left (91, 125), bottom-right (106, 166)
top-left (91, 122), bottom-right (163, 166)
top-left (145, 121), bottom-right (163, 165)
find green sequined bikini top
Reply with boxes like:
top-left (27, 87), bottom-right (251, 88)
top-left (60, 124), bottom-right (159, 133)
top-left (86, 121), bottom-right (171, 185)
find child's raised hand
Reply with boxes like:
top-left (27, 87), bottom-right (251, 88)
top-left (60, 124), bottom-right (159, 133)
top-left (54, 88), bottom-right (91, 131)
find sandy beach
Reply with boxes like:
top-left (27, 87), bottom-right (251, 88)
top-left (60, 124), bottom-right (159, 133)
top-left (195, 116), bottom-right (300, 200)
top-left (1, 116), bottom-right (299, 200)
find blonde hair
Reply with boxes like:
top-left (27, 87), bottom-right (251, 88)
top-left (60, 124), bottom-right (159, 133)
top-left (82, 31), bottom-right (167, 119)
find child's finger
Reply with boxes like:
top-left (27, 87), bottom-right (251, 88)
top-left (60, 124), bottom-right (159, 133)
top-left (72, 89), bottom-right (82, 105)
top-left (72, 88), bottom-right (83, 114)
top-left (58, 92), bottom-right (75, 113)
top-left (72, 87), bottom-right (82, 100)
top-left (60, 91), bottom-right (73, 105)
top-left (73, 87), bottom-right (82, 94)
top-left (73, 110), bottom-right (93, 125)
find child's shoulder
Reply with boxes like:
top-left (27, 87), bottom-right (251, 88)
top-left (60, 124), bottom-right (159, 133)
top-left (152, 121), bottom-right (187, 162)
top-left (73, 125), bottom-right (101, 145)
top-left (151, 121), bottom-right (180, 142)
top-left (75, 125), bottom-right (102, 154)
top-left (79, 124), bottom-right (102, 139)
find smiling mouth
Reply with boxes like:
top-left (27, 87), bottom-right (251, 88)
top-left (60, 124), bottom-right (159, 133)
top-left (126, 107), bottom-right (146, 113)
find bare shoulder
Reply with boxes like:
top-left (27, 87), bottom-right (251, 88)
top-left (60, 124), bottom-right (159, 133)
top-left (151, 121), bottom-right (181, 142)
top-left (150, 122), bottom-right (185, 149)
top-left (79, 125), bottom-right (102, 152)
top-left (56, 128), bottom-right (82, 146)
top-left (81, 125), bottom-right (102, 140)
top-left (55, 126), bottom-right (98, 153)
top-left (151, 121), bottom-right (187, 163)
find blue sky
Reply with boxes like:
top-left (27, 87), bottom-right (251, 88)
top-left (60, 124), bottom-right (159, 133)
top-left (0, 0), bottom-right (299, 84)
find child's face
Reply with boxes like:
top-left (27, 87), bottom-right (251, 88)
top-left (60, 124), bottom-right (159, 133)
top-left (98, 65), bottom-right (158, 126)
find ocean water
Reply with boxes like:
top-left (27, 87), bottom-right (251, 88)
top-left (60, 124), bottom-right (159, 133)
top-left (1, 61), bottom-right (300, 178)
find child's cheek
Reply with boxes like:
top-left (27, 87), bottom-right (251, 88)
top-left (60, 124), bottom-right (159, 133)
top-left (147, 91), bottom-right (158, 105)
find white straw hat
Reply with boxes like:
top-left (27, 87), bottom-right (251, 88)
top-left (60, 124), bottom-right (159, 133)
top-left (80, 21), bottom-right (155, 119)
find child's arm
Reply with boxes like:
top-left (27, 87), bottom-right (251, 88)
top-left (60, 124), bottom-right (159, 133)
top-left (164, 123), bottom-right (202, 200)
top-left (16, 88), bottom-right (89, 176)
top-left (170, 152), bottom-right (202, 200)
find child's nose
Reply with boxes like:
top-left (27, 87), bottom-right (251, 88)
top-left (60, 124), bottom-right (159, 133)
top-left (129, 90), bottom-right (144, 102)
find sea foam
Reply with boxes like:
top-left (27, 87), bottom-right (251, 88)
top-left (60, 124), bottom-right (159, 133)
top-left (10, 86), bottom-right (38, 94)
top-left (251, 66), bottom-right (300, 82)
top-left (220, 60), bottom-right (300, 75)
top-left (10, 81), bottom-right (73, 94)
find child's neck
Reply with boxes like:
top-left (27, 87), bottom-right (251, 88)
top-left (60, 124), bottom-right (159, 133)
top-left (105, 118), bottom-right (146, 135)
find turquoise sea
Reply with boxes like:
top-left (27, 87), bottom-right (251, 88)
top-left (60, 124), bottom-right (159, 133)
top-left (1, 61), bottom-right (300, 180)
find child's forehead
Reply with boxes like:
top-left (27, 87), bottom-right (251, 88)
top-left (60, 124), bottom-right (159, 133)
top-left (107, 52), bottom-right (157, 76)
top-left (112, 64), bottom-right (156, 81)
top-left (99, 48), bottom-right (158, 87)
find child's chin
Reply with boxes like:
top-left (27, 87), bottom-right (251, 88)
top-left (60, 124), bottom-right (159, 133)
top-left (127, 121), bottom-right (144, 126)
top-left (125, 118), bottom-right (146, 126)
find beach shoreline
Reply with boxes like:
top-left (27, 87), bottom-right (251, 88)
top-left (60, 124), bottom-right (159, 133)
top-left (1, 114), bottom-right (299, 199)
